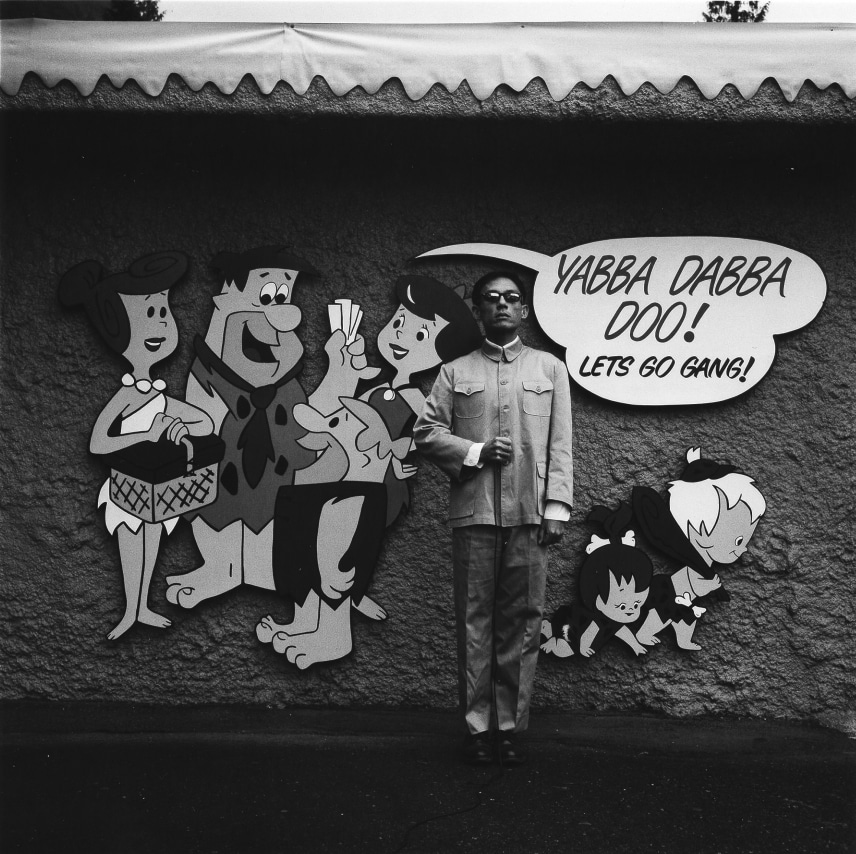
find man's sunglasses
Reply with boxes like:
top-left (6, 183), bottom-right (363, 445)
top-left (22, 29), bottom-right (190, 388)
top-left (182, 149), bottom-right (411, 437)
top-left (481, 291), bottom-right (523, 304)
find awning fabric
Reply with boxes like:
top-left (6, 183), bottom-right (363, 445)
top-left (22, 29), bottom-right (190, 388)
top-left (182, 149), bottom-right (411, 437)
top-left (1, 19), bottom-right (854, 102)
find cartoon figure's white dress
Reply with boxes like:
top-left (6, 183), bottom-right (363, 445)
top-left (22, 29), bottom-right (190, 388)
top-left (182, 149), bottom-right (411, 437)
top-left (97, 393), bottom-right (179, 535)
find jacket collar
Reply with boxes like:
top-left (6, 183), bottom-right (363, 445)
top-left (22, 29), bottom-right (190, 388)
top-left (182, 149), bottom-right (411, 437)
top-left (482, 336), bottom-right (523, 363)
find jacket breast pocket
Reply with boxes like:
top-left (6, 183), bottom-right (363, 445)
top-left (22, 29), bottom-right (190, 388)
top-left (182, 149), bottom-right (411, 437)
top-left (522, 380), bottom-right (553, 416)
top-left (453, 382), bottom-right (486, 419)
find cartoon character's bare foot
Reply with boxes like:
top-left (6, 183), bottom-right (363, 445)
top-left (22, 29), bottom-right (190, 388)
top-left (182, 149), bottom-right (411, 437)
top-left (554, 638), bottom-right (573, 657)
top-left (674, 620), bottom-right (701, 651)
top-left (541, 636), bottom-right (574, 657)
top-left (272, 628), bottom-right (353, 670)
top-left (635, 631), bottom-right (661, 647)
top-left (165, 563), bottom-right (240, 609)
top-left (353, 596), bottom-right (387, 621)
top-left (257, 595), bottom-right (321, 644)
top-left (137, 609), bottom-right (172, 629)
top-left (256, 615), bottom-right (282, 644)
top-left (107, 614), bottom-right (136, 641)
top-left (257, 614), bottom-right (315, 644)
top-left (540, 619), bottom-right (573, 657)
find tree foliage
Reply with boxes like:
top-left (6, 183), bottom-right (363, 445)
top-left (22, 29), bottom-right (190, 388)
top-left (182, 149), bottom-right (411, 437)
top-left (106, 1), bottom-right (163, 21)
top-left (0, 1), bottom-right (162, 20)
top-left (702, 1), bottom-right (770, 22)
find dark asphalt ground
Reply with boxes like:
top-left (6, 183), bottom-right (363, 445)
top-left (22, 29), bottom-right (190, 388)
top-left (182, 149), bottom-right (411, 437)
top-left (2, 705), bottom-right (854, 854)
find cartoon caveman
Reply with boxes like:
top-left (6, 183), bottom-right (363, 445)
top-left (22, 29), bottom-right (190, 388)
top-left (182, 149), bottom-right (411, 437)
top-left (256, 397), bottom-right (413, 668)
top-left (165, 247), bottom-right (380, 610)
top-left (632, 448), bottom-right (766, 650)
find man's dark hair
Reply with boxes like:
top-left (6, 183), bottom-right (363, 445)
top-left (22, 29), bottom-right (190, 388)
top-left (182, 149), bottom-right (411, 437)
top-left (471, 270), bottom-right (528, 305)
top-left (211, 246), bottom-right (318, 291)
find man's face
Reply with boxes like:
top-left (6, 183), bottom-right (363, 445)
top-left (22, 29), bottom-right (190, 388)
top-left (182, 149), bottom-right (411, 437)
top-left (473, 277), bottom-right (529, 339)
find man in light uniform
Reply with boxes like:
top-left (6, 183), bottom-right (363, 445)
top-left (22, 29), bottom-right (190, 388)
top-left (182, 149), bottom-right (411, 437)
top-left (415, 271), bottom-right (573, 765)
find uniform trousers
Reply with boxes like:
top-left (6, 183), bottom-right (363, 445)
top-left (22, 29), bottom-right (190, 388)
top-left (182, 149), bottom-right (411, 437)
top-left (452, 524), bottom-right (548, 736)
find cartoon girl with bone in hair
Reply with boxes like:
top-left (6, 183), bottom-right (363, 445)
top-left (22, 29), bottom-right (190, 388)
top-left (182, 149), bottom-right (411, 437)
top-left (59, 252), bottom-right (214, 640)
top-left (541, 502), bottom-right (654, 658)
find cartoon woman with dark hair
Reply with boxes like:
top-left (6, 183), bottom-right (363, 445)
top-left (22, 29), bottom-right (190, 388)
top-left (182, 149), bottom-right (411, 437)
top-left (369, 274), bottom-right (482, 427)
top-left (361, 275), bottom-right (483, 525)
top-left (59, 252), bottom-right (214, 640)
top-left (541, 502), bottom-right (653, 658)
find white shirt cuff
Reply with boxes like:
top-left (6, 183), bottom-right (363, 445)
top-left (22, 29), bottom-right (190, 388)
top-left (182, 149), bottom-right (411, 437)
top-left (544, 500), bottom-right (571, 522)
top-left (463, 442), bottom-right (484, 468)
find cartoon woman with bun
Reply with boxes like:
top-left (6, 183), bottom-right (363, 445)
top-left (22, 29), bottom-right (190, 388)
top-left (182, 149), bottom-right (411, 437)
top-left (59, 252), bottom-right (214, 640)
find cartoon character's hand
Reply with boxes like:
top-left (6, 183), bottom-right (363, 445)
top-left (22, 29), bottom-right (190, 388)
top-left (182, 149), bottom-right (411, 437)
top-left (148, 413), bottom-right (190, 445)
top-left (630, 643), bottom-right (648, 656)
top-left (392, 459), bottom-right (418, 480)
top-left (324, 328), bottom-right (349, 366)
top-left (346, 334), bottom-right (381, 380)
top-left (166, 418), bottom-right (190, 445)
top-left (580, 644), bottom-right (595, 657)
top-left (324, 330), bottom-right (381, 381)
top-left (353, 596), bottom-right (387, 621)
top-left (693, 574), bottom-right (722, 596)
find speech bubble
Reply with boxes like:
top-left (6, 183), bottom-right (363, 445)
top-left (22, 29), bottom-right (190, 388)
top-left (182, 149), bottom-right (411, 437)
top-left (418, 238), bottom-right (827, 406)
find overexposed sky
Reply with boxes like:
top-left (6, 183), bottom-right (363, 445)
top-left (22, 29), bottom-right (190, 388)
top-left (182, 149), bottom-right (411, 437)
top-left (162, 1), bottom-right (856, 24)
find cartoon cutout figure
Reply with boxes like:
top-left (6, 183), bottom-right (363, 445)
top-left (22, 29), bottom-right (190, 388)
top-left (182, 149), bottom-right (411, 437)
top-left (164, 247), bottom-right (380, 613)
top-left (164, 252), bottom-right (480, 668)
top-left (59, 252), bottom-right (214, 640)
top-left (359, 275), bottom-right (483, 525)
top-left (541, 502), bottom-right (653, 658)
top-left (371, 275), bottom-right (482, 420)
top-left (632, 448), bottom-right (766, 651)
top-left (255, 275), bottom-right (482, 667)
top-left (255, 397), bottom-right (412, 667)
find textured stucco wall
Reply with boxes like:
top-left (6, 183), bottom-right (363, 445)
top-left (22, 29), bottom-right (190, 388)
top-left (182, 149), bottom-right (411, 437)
top-left (1, 103), bottom-right (853, 732)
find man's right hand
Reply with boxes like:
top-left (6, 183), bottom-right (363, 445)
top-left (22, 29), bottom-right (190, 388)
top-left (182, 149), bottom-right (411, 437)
top-left (479, 436), bottom-right (513, 465)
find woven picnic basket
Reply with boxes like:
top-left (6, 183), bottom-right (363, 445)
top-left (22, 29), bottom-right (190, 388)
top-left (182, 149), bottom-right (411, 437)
top-left (107, 434), bottom-right (225, 524)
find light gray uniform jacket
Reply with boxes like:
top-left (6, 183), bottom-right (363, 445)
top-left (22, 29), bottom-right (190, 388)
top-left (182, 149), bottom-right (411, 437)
top-left (414, 338), bottom-right (573, 528)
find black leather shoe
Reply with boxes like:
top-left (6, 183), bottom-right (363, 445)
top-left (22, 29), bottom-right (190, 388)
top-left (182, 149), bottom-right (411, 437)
top-left (463, 733), bottom-right (493, 765)
top-left (498, 732), bottom-right (526, 766)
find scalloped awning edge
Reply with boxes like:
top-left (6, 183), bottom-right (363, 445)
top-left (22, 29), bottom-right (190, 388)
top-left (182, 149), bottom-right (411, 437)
top-left (2, 20), bottom-right (854, 103)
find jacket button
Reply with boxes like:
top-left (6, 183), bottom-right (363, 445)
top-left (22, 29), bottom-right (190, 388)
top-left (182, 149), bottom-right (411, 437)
top-left (500, 379), bottom-right (508, 385)
top-left (536, 386), bottom-right (541, 392)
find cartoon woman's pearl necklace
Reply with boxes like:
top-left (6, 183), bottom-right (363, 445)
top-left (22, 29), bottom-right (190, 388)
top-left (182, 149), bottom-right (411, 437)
top-left (122, 373), bottom-right (166, 394)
